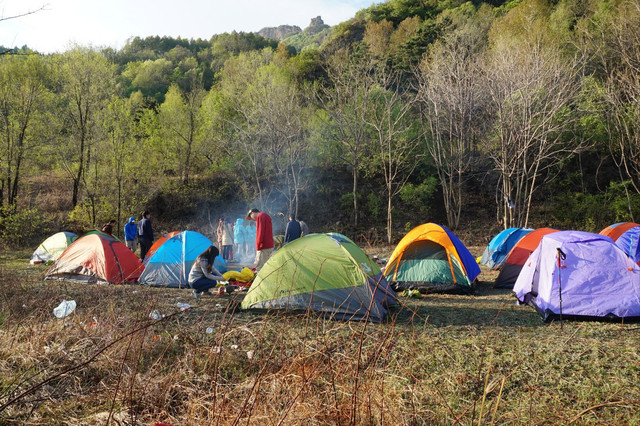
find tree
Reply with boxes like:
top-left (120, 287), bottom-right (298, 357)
top-left (319, 47), bottom-right (377, 226)
top-left (483, 4), bottom-right (583, 228)
top-left (57, 47), bottom-right (116, 208)
top-left (158, 78), bottom-right (206, 184)
top-left (417, 26), bottom-right (488, 229)
top-left (366, 67), bottom-right (423, 243)
top-left (0, 54), bottom-right (51, 207)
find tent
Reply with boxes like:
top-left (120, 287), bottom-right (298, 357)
top-left (383, 223), bottom-right (480, 293)
top-left (615, 225), bottom-right (640, 264)
top-left (139, 231), bottom-right (227, 287)
top-left (480, 227), bottom-right (533, 270)
top-left (30, 231), bottom-right (78, 265)
top-left (599, 222), bottom-right (640, 242)
top-left (494, 228), bottom-right (559, 288)
top-left (513, 231), bottom-right (640, 322)
top-left (45, 233), bottom-right (142, 283)
top-left (241, 233), bottom-right (397, 322)
top-left (144, 231), bottom-right (181, 261)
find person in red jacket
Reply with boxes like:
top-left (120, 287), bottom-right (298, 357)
top-left (246, 208), bottom-right (274, 270)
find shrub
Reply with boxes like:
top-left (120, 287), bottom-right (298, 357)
top-left (0, 204), bottom-right (50, 247)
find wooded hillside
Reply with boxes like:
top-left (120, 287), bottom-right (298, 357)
top-left (1, 0), bottom-right (639, 247)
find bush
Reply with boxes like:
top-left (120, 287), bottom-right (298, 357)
top-left (549, 181), bottom-right (640, 231)
top-left (0, 205), bottom-right (50, 248)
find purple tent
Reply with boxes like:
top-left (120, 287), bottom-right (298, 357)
top-left (514, 231), bottom-right (640, 322)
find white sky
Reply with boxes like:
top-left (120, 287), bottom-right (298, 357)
top-left (0, 0), bottom-right (376, 53)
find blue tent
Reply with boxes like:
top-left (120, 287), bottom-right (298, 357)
top-left (480, 227), bottom-right (533, 270)
top-left (615, 225), bottom-right (640, 264)
top-left (139, 231), bottom-right (226, 287)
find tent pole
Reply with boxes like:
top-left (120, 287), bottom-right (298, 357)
top-left (557, 248), bottom-right (566, 329)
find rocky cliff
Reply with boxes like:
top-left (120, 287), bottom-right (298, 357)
top-left (258, 25), bottom-right (302, 41)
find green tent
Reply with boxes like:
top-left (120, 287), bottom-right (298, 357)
top-left (30, 232), bottom-right (78, 265)
top-left (241, 233), bottom-right (397, 322)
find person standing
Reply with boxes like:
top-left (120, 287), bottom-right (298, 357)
top-left (188, 245), bottom-right (225, 298)
top-left (124, 216), bottom-right (137, 252)
top-left (221, 217), bottom-right (234, 261)
top-left (246, 208), bottom-right (274, 270)
top-left (101, 219), bottom-right (117, 236)
top-left (216, 218), bottom-right (224, 252)
top-left (299, 217), bottom-right (309, 237)
top-left (284, 214), bottom-right (302, 244)
top-left (138, 210), bottom-right (154, 260)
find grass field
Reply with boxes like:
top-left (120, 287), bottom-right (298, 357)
top-left (1, 248), bottom-right (639, 425)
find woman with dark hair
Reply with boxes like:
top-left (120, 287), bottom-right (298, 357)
top-left (188, 245), bottom-right (224, 298)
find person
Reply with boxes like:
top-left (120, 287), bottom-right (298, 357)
top-left (124, 216), bottom-right (137, 252)
top-left (188, 245), bottom-right (225, 298)
top-left (101, 220), bottom-right (117, 236)
top-left (299, 217), bottom-right (309, 237)
top-left (284, 214), bottom-right (302, 244)
top-left (246, 208), bottom-right (274, 270)
top-left (221, 217), bottom-right (234, 261)
top-left (138, 210), bottom-right (154, 260)
top-left (216, 218), bottom-right (224, 252)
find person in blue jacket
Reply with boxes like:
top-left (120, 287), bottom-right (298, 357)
top-left (124, 216), bottom-right (137, 253)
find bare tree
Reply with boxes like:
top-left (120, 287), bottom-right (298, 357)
top-left (417, 28), bottom-right (487, 229)
top-left (597, 0), bottom-right (640, 218)
top-left (319, 48), bottom-right (377, 226)
top-left (365, 67), bottom-right (423, 243)
top-left (482, 41), bottom-right (582, 228)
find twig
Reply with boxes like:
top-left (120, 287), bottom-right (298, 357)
top-left (569, 400), bottom-right (640, 424)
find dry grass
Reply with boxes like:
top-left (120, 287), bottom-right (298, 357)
top-left (1, 248), bottom-right (640, 425)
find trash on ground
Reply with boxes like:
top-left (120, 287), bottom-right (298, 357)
top-left (176, 302), bottom-right (192, 311)
top-left (149, 310), bottom-right (163, 320)
top-left (53, 300), bottom-right (76, 318)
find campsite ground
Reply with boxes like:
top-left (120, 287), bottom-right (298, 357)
top-left (1, 247), bottom-right (639, 425)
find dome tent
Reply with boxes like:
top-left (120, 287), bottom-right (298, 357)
top-left (241, 233), bottom-right (397, 322)
top-left (30, 231), bottom-right (78, 265)
top-left (514, 231), bottom-right (640, 322)
top-left (384, 223), bottom-right (480, 293)
top-left (615, 225), bottom-right (640, 264)
top-left (599, 222), bottom-right (640, 242)
top-left (494, 228), bottom-right (559, 289)
top-left (479, 227), bottom-right (533, 270)
top-left (139, 230), bottom-right (226, 287)
top-left (45, 233), bottom-right (142, 284)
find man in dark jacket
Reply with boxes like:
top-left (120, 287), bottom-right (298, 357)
top-left (284, 215), bottom-right (302, 244)
top-left (138, 211), bottom-right (154, 259)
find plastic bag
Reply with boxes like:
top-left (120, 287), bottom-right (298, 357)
top-left (53, 300), bottom-right (76, 318)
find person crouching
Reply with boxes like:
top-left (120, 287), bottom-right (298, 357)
top-left (188, 245), bottom-right (224, 298)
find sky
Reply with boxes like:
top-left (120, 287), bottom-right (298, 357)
top-left (0, 0), bottom-right (376, 53)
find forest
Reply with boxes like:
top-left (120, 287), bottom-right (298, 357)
top-left (2, 0), bottom-right (640, 247)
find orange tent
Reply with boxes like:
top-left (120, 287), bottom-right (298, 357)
top-left (494, 227), bottom-right (559, 288)
top-left (599, 222), bottom-right (640, 242)
top-left (384, 223), bottom-right (480, 293)
top-left (144, 231), bottom-right (181, 262)
top-left (45, 233), bottom-right (143, 283)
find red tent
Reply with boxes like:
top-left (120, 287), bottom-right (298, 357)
top-left (45, 233), bottom-right (143, 283)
